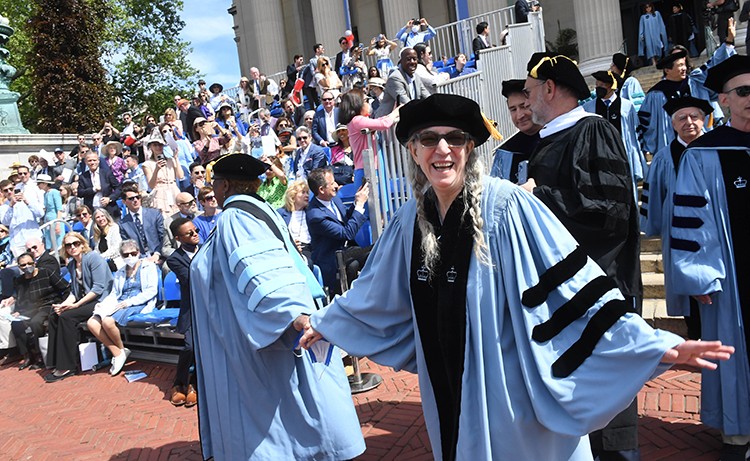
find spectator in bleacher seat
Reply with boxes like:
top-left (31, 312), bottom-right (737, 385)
top-left (312, 91), bottom-right (339, 147)
top-left (277, 180), bottom-right (314, 268)
top-left (90, 132), bottom-right (104, 155)
top-left (60, 185), bottom-right (80, 223)
top-left (45, 232), bottom-right (114, 383)
top-left (119, 184), bottom-right (165, 265)
top-left (275, 117), bottom-right (298, 161)
top-left (4, 252), bottom-right (69, 370)
top-left (165, 192), bottom-right (200, 256)
top-left (283, 55), bottom-right (304, 100)
top-left (208, 82), bottom-right (236, 113)
top-left (166, 217), bottom-right (200, 407)
top-left (367, 77), bottom-right (386, 115)
top-left (414, 43), bottom-right (450, 94)
top-left (69, 133), bottom-right (89, 160)
top-left (303, 110), bottom-right (315, 130)
top-left (449, 53), bottom-right (477, 79)
top-left (27, 155), bottom-right (40, 179)
top-left (102, 141), bottom-right (128, 183)
top-left (52, 147), bottom-right (77, 185)
top-left (192, 117), bottom-right (233, 165)
top-left (340, 88), bottom-right (400, 176)
top-left (368, 66), bottom-right (381, 80)
top-left (257, 157), bottom-right (288, 210)
top-left (124, 151), bottom-right (149, 193)
top-left (177, 98), bottom-right (205, 142)
top-left (93, 208), bottom-right (123, 272)
top-left (87, 239), bottom-right (159, 376)
top-left (143, 134), bottom-right (185, 217)
top-left (473, 21), bottom-right (491, 59)
top-left (367, 34), bottom-right (397, 77)
top-left (36, 154), bottom-right (53, 178)
top-left (306, 167), bottom-right (369, 293)
top-left (216, 102), bottom-right (248, 138)
top-left (291, 126), bottom-right (329, 181)
top-left (72, 205), bottom-right (95, 248)
top-left (330, 124), bottom-right (353, 166)
top-left (193, 186), bottom-right (221, 244)
top-left (16, 165), bottom-right (44, 209)
top-left (189, 154), bottom-right (365, 459)
top-left (374, 48), bottom-right (430, 118)
top-left (303, 43), bottom-right (326, 109)
top-left (181, 163), bottom-right (206, 209)
top-left (341, 45), bottom-right (367, 92)
top-left (0, 178), bottom-right (44, 258)
top-left (36, 174), bottom-right (63, 250)
top-left (490, 79), bottom-right (542, 183)
top-left (78, 151), bottom-right (122, 220)
top-left (396, 18), bottom-right (436, 48)
top-left (248, 67), bottom-right (273, 111)
top-left (314, 57), bottom-right (343, 100)
top-left (281, 98), bottom-right (305, 129)
top-left (0, 225), bottom-right (12, 270)
top-left (334, 36), bottom-right (353, 77)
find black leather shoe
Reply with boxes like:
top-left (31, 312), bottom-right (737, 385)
top-left (29, 362), bottom-right (44, 370)
top-left (44, 370), bottom-right (75, 383)
top-left (18, 358), bottom-right (32, 370)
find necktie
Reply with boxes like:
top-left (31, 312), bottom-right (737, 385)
top-left (329, 202), bottom-right (341, 221)
top-left (133, 213), bottom-right (148, 254)
top-left (604, 99), bottom-right (611, 107)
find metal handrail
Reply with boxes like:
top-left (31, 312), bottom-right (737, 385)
top-left (38, 218), bottom-right (74, 259)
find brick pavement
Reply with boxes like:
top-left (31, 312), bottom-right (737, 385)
top-left (0, 357), bottom-right (722, 460)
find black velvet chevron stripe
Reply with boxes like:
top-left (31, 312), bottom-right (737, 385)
top-left (522, 247), bottom-right (587, 308)
top-left (672, 216), bottom-right (704, 229)
top-left (642, 182), bottom-right (650, 191)
top-left (641, 194), bottom-right (649, 204)
top-left (532, 276), bottom-right (618, 342)
top-left (640, 207), bottom-right (648, 218)
top-left (592, 158), bottom-right (629, 176)
top-left (551, 299), bottom-right (634, 378)
top-left (673, 194), bottom-right (707, 208)
top-left (670, 237), bottom-right (700, 252)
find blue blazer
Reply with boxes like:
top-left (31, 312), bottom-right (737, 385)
top-left (311, 107), bottom-right (339, 145)
top-left (276, 207), bottom-right (292, 225)
top-left (306, 195), bottom-right (366, 289)
top-left (119, 207), bottom-right (165, 257)
top-left (166, 246), bottom-right (194, 333)
top-left (291, 144), bottom-right (329, 179)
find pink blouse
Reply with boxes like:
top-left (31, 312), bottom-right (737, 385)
top-left (347, 115), bottom-right (395, 170)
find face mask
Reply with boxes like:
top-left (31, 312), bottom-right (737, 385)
top-left (595, 87), bottom-right (609, 99)
top-left (411, 25), bottom-right (420, 34)
top-left (22, 265), bottom-right (34, 275)
top-left (123, 256), bottom-right (139, 267)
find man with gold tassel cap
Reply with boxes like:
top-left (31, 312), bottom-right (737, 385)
top-left (582, 70), bottom-right (647, 201)
top-left (521, 52), bottom-right (643, 460)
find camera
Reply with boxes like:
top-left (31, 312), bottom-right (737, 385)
top-left (157, 155), bottom-right (165, 161)
top-left (13, 188), bottom-right (21, 194)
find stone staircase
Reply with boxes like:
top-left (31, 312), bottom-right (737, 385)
top-left (640, 236), bottom-right (688, 337)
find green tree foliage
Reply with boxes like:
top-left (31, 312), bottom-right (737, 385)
top-left (0, 0), bottom-right (198, 133)
top-left (29, 0), bottom-right (115, 133)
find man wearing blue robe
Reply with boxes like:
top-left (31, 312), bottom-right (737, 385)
top-left (638, 39), bottom-right (737, 156)
top-left (582, 70), bottom-right (647, 201)
top-left (299, 94), bottom-right (732, 461)
top-left (640, 96), bottom-right (712, 340)
top-left (670, 55), bottom-right (750, 460)
top-left (189, 154), bottom-right (365, 460)
top-left (490, 79), bottom-right (541, 183)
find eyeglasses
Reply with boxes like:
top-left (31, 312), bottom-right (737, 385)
top-left (125, 195), bottom-right (141, 202)
top-left (321, 97), bottom-right (334, 102)
top-left (726, 85), bottom-right (750, 97)
top-left (178, 199), bottom-right (196, 206)
top-left (180, 229), bottom-right (198, 238)
top-left (121, 251), bottom-right (139, 257)
top-left (202, 194), bottom-right (216, 201)
top-left (76, 212), bottom-right (89, 217)
top-left (522, 80), bottom-right (547, 98)
top-left (64, 241), bottom-right (82, 249)
top-left (413, 130), bottom-right (470, 148)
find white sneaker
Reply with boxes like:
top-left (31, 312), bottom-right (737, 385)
top-left (110, 351), bottom-right (126, 376)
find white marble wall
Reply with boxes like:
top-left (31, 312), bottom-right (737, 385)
top-left (381, 0), bottom-right (420, 40)
top-left (310, 0), bottom-right (348, 55)
top-left (573, 0), bottom-right (624, 74)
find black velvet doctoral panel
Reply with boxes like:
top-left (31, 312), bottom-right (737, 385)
top-left (410, 192), bottom-right (473, 461)
top-left (529, 116), bottom-right (642, 304)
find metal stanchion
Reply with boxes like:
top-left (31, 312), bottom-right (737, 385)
top-left (336, 250), bottom-right (382, 394)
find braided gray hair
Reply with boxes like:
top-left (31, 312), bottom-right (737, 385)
top-left (406, 140), bottom-right (490, 278)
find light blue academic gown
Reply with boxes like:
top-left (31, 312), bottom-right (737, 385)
top-left (582, 96), bottom-right (647, 201)
top-left (190, 194), bottom-right (365, 461)
top-left (687, 44), bottom-right (736, 126)
top-left (670, 140), bottom-right (750, 436)
top-left (638, 12), bottom-right (667, 60)
top-left (311, 178), bottom-right (682, 460)
top-left (620, 76), bottom-right (645, 113)
top-left (640, 141), bottom-right (690, 316)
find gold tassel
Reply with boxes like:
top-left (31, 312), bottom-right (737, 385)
top-left (482, 112), bottom-right (503, 141)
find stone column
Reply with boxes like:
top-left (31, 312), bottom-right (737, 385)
top-left (310, 0), bottom-right (347, 55)
top-left (573, 0), bottom-right (624, 75)
top-left (243, 0), bottom-right (288, 75)
top-left (381, 0), bottom-right (420, 41)
top-left (467, 0), bottom-right (500, 18)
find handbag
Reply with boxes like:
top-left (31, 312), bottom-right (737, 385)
top-left (332, 162), bottom-right (354, 185)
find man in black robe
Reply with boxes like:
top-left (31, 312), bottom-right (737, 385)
top-left (521, 52), bottom-right (643, 460)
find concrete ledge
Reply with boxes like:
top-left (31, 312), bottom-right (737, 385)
top-left (0, 133), bottom-right (80, 176)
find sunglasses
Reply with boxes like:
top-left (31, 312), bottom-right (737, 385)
top-left (64, 241), bottom-right (82, 249)
top-left (726, 85), bottom-right (750, 97)
top-left (181, 229), bottom-right (199, 238)
top-left (76, 212), bottom-right (89, 217)
top-left (19, 262), bottom-right (34, 268)
top-left (2, 188), bottom-right (13, 193)
top-left (298, 135), bottom-right (309, 140)
top-left (121, 251), bottom-right (139, 258)
top-left (202, 195), bottom-right (216, 201)
top-left (125, 195), bottom-right (141, 202)
top-left (321, 97), bottom-right (334, 102)
top-left (26, 245), bottom-right (38, 252)
top-left (0, 229), bottom-right (7, 234)
top-left (178, 199), bottom-right (196, 206)
top-left (413, 130), bottom-right (470, 148)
